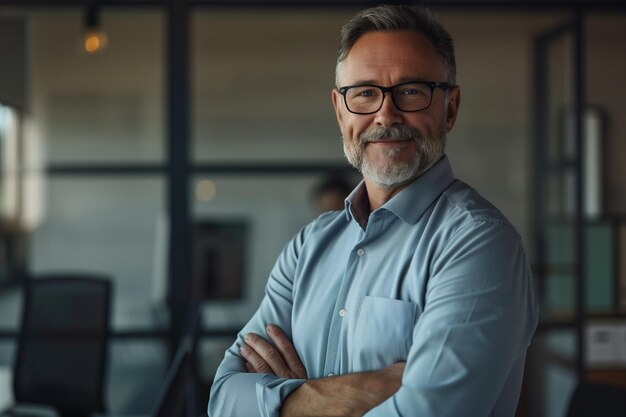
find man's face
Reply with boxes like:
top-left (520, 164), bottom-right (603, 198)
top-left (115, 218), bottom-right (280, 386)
top-left (332, 30), bottom-right (460, 188)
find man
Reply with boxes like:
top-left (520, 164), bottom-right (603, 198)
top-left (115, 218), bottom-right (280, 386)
top-left (208, 5), bottom-right (538, 417)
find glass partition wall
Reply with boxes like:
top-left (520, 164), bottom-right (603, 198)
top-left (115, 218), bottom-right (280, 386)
top-left (531, 21), bottom-right (580, 417)
top-left (0, 9), bottom-right (170, 413)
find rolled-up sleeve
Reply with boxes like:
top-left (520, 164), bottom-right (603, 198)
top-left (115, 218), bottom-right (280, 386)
top-left (364, 219), bottom-right (539, 417)
top-left (207, 224), bottom-right (311, 417)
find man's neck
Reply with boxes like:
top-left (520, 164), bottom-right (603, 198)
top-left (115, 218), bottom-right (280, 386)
top-left (364, 158), bottom-right (443, 212)
top-left (364, 178), bottom-right (414, 212)
top-left (348, 177), bottom-right (415, 231)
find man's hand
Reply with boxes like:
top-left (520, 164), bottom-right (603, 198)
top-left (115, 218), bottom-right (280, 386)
top-left (240, 324), bottom-right (405, 417)
top-left (240, 324), bottom-right (308, 379)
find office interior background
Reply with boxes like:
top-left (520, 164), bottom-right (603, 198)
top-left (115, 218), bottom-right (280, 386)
top-left (0, 0), bottom-right (625, 416)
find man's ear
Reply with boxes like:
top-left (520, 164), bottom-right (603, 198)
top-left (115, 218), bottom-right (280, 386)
top-left (445, 86), bottom-right (461, 133)
top-left (332, 88), bottom-right (343, 128)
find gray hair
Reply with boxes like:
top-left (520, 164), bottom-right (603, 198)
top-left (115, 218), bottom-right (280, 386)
top-left (335, 5), bottom-right (456, 86)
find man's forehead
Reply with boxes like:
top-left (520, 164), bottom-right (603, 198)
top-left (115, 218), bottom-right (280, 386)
top-left (338, 30), bottom-right (446, 85)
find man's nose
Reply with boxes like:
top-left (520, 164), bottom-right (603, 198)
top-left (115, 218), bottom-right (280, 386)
top-left (374, 93), bottom-right (403, 127)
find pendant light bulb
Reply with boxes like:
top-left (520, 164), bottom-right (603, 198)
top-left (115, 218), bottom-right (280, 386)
top-left (83, 4), bottom-right (107, 54)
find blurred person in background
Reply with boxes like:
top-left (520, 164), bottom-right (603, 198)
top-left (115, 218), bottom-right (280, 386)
top-left (311, 174), bottom-right (354, 214)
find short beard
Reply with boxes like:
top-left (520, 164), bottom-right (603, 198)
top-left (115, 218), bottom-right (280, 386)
top-left (343, 124), bottom-right (446, 189)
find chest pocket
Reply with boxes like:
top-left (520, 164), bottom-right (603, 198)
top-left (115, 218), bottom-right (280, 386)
top-left (352, 296), bottom-right (420, 372)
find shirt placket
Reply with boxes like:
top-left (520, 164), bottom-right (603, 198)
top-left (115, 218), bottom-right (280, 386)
top-left (322, 232), bottom-right (366, 377)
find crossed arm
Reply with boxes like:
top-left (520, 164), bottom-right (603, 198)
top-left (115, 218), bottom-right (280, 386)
top-left (240, 324), bottom-right (404, 417)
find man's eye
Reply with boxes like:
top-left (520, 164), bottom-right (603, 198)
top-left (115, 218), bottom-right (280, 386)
top-left (356, 89), bottom-right (376, 97)
top-left (399, 88), bottom-right (421, 95)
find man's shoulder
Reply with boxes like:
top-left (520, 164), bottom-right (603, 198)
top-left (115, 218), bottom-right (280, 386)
top-left (436, 179), bottom-right (515, 232)
top-left (429, 180), bottom-right (527, 264)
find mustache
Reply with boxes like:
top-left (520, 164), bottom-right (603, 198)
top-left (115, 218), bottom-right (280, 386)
top-left (359, 126), bottom-right (422, 145)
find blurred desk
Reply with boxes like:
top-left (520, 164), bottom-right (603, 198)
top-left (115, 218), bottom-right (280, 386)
top-left (587, 369), bottom-right (626, 389)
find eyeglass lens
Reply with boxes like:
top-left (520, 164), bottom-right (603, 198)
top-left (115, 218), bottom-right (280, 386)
top-left (345, 83), bottom-right (432, 113)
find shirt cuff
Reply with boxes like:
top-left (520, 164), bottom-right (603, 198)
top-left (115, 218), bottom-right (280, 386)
top-left (255, 374), bottom-right (307, 417)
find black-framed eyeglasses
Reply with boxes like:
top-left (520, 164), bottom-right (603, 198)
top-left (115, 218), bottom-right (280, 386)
top-left (337, 80), bottom-right (454, 115)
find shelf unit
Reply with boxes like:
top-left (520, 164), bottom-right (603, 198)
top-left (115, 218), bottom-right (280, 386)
top-left (532, 14), bottom-right (626, 409)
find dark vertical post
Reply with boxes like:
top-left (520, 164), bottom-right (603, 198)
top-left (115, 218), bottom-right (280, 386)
top-left (531, 32), bottom-right (552, 417)
top-left (613, 220), bottom-right (620, 311)
top-left (532, 35), bottom-right (547, 309)
top-left (573, 7), bottom-right (586, 382)
top-left (532, 21), bottom-right (573, 320)
top-left (167, 0), bottom-right (191, 349)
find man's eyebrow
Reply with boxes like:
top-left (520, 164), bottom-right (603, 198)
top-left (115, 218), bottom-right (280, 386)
top-left (342, 80), bottom-right (379, 86)
top-left (343, 77), bottom-right (429, 87)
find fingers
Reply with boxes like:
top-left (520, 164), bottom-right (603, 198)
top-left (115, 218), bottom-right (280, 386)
top-left (239, 325), bottom-right (308, 380)
top-left (240, 343), bottom-right (273, 374)
top-left (242, 332), bottom-right (293, 378)
top-left (266, 325), bottom-right (308, 379)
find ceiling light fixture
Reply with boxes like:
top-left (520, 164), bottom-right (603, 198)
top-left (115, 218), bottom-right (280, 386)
top-left (83, 2), bottom-right (108, 54)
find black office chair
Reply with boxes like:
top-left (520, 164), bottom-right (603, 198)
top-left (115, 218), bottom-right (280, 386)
top-left (150, 305), bottom-right (198, 417)
top-left (565, 381), bottom-right (626, 417)
top-left (2, 275), bottom-right (111, 417)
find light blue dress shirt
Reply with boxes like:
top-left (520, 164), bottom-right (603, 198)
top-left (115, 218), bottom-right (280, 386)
top-left (208, 156), bottom-right (538, 417)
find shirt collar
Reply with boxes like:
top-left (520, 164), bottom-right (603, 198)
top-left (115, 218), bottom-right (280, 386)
top-left (344, 156), bottom-right (456, 226)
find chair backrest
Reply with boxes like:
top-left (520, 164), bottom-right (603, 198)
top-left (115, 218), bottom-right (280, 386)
top-left (150, 305), bottom-right (198, 417)
top-left (566, 382), bottom-right (626, 417)
top-left (12, 275), bottom-right (111, 415)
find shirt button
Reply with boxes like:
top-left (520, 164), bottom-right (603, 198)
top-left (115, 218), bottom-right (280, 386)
top-left (356, 248), bottom-right (365, 256)
top-left (339, 309), bottom-right (346, 317)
